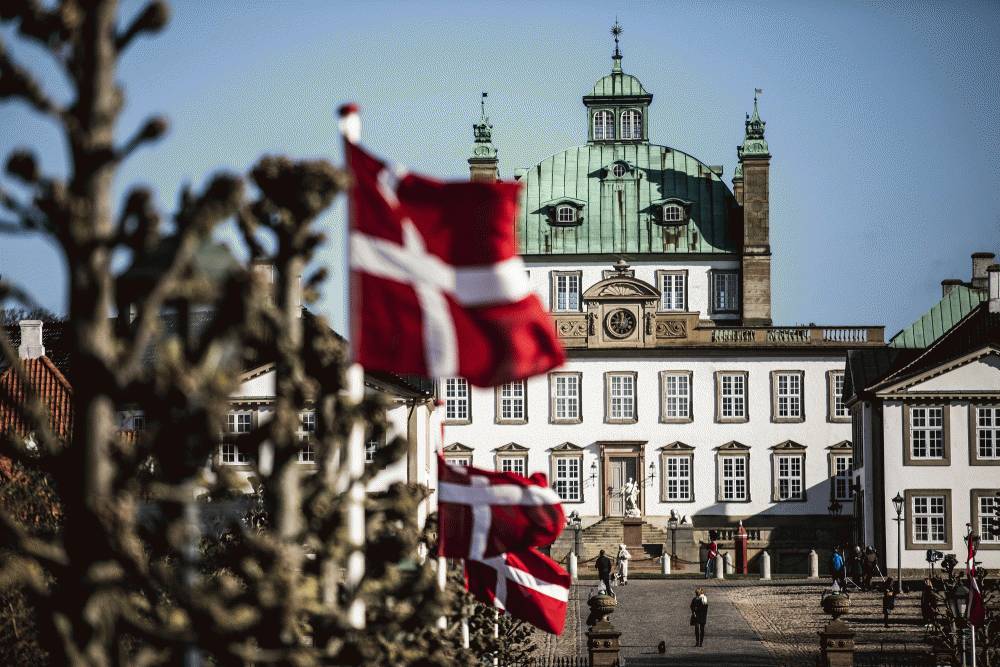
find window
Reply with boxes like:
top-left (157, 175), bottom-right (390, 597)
top-left (720, 455), bottom-right (749, 501)
top-left (660, 371), bottom-right (692, 423)
top-left (912, 496), bottom-right (946, 543)
top-left (973, 406), bottom-right (1000, 462)
top-left (498, 456), bottom-right (527, 476)
top-left (712, 271), bottom-right (740, 313)
top-left (556, 204), bottom-right (577, 225)
top-left (658, 271), bottom-right (686, 311)
top-left (620, 109), bottom-right (642, 140)
top-left (593, 110), bottom-right (614, 140)
top-left (443, 378), bottom-right (470, 423)
top-left (772, 371), bottom-right (804, 422)
top-left (664, 456), bottom-right (692, 501)
top-left (365, 436), bottom-right (381, 463)
top-left (221, 411), bottom-right (251, 465)
top-left (131, 415), bottom-right (146, 432)
top-left (611, 162), bottom-right (628, 178)
top-left (550, 372), bottom-right (581, 423)
top-left (662, 203), bottom-right (684, 224)
top-left (828, 371), bottom-right (850, 423)
top-left (908, 406), bottom-right (944, 460)
top-left (551, 271), bottom-right (582, 312)
top-left (553, 456), bottom-right (582, 502)
top-left (446, 455), bottom-right (471, 467)
top-left (220, 442), bottom-right (249, 465)
top-left (832, 454), bottom-right (853, 501)
top-left (605, 372), bottom-right (637, 423)
top-left (228, 411), bottom-right (252, 434)
top-left (299, 441), bottom-right (316, 464)
top-left (775, 455), bottom-right (804, 501)
top-left (496, 381), bottom-right (527, 424)
top-left (715, 371), bottom-right (748, 422)
top-left (977, 493), bottom-right (999, 544)
top-left (298, 411), bottom-right (316, 463)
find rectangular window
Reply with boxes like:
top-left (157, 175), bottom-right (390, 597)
top-left (774, 371), bottom-right (803, 420)
top-left (833, 372), bottom-right (848, 418)
top-left (979, 495), bottom-right (999, 544)
top-left (131, 415), bottom-right (146, 432)
top-left (499, 456), bottom-right (527, 476)
top-left (912, 495), bottom-right (946, 543)
top-left (498, 381), bottom-right (526, 423)
top-left (552, 272), bottom-right (581, 312)
top-left (776, 455), bottom-right (804, 501)
top-left (298, 411), bottom-right (317, 463)
top-left (665, 456), bottom-right (692, 501)
top-left (833, 455), bottom-right (853, 501)
top-left (721, 456), bottom-right (748, 501)
top-left (299, 441), bottom-right (316, 463)
top-left (553, 457), bottom-right (582, 501)
top-left (444, 378), bottom-right (470, 422)
top-left (365, 436), bottom-right (382, 464)
top-left (717, 372), bottom-right (747, 421)
top-left (976, 407), bottom-right (1000, 459)
top-left (551, 373), bottom-right (581, 423)
top-left (228, 411), bottom-right (252, 434)
top-left (712, 271), bottom-right (739, 313)
top-left (659, 272), bottom-right (686, 311)
top-left (220, 442), bottom-right (249, 465)
top-left (445, 456), bottom-right (471, 467)
top-left (607, 373), bottom-right (636, 422)
top-left (661, 372), bottom-right (691, 422)
top-left (910, 407), bottom-right (944, 459)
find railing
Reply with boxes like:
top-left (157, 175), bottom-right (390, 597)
top-left (490, 658), bottom-right (592, 667)
top-left (821, 327), bottom-right (870, 343)
top-left (711, 527), bottom-right (764, 541)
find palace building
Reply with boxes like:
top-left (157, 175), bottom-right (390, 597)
top-left (445, 26), bottom-right (883, 570)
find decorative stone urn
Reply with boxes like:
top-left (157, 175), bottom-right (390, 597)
top-left (588, 593), bottom-right (618, 625)
top-left (821, 591), bottom-right (851, 620)
top-left (819, 592), bottom-right (855, 667)
top-left (586, 594), bottom-right (621, 667)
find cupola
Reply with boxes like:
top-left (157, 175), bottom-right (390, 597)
top-left (582, 21), bottom-right (653, 144)
top-left (468, 92), bottom-right (499, 182)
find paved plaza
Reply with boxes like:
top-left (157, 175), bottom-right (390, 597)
top-left (537, 578), bottom-right (929, 666)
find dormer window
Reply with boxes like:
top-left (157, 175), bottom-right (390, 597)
top-left (621, 109), bottom-right (642, 140)
top-left (593, 110), bottom-right (615, 140)
top-left (612, 163), bottom-right (627, 178)
top-left (663, 203), bottom-right (684, 223)
top-left (556, 205), bottom-right (577, 224)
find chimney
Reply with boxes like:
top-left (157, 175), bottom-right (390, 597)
top-left (972, 252), bottom-right (995, 290)
top-left (941, 278), bottom-right (963, 297)
top-left (988, 264), bottom-right (1000, 314)
top-left (18, 320), bottom-right (45, 360)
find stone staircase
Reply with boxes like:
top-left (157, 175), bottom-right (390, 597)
top-left (549, 517), bottom-right (677, 573)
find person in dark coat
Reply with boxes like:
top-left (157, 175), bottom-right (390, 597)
top-left (862, 546), bottom-right (876, 591)
top-left (882, 577), bottom-right (897, 628)
top-left (690, 587), bottom-right (708, 647)
top-left (920, 578), bottom-right (937, 628)
top-left (596, 549), bottom-right (614, 597)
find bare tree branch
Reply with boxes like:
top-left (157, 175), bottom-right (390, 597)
top-left (0, 38), bottom-right (64, 119)
top-left (114, 2), bottom-right (170, 54)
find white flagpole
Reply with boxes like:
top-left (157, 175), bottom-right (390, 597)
top-left (493, 608), bottom-right (500, 667)
top-left (436, 408), bottom-right (448, 630)
top-left (338, 103), bottom-right (366, 630)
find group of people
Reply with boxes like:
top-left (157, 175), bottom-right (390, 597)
top-left (830, 544), bottom-right (899, 627)
top-left (594, 544), bottom-right (632, 596)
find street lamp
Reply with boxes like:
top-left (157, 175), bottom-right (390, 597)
top-left (949, 582), bottom-right (970, 667)
top-left (568, 511), bottom-right (583, 557)
top-left (892, 492), bottom-right (904, 594)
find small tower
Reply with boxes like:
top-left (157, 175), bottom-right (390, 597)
top-left (738, 89), bottom-right (772, 326)
top-left (468, 92), bottom-right (499, 182)
top-left (582, 21), bottom-right (652, 144)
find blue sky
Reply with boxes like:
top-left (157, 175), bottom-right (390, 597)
top-left (2, 0), bottom-right (999, 338)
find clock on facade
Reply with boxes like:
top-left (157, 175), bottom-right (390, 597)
top-left (605, 308), bottom-right (637, 338)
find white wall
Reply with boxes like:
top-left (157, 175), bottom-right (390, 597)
top-left (525, 258), bottom-right (741, 321)
top-left (443, 354), bottom-right (852, 521)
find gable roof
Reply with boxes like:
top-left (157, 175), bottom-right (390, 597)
top-left (843, 346), bottom-right (919, 406)
top-left (888, 285), bottom-right (986, 349)
top-left (0, 357), bottom-right (74, 442)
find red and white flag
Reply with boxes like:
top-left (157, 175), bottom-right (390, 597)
top-left (465, 548), bottom-right (571, 635)
top-left (967, 535), bottom-right (986, 627)
top-left (339, 105), bottom-right (565, 387)
top-left (438, 455), bottom-right (564, 560)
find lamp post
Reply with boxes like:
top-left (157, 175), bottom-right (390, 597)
top-left (891, 492), bottom-right (904, 594)
top-left (963, 524), bottom-right (980, 667)
top-left (569, 511), bottom-right (583, 557)
top-left (949, 581), bottom-right (970, 667)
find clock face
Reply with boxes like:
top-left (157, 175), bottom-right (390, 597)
top-left (605, 308), bottom-right (637, 338)
top-left (475, 146), bottom-right (490, 156)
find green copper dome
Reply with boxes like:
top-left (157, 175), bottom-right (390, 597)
top-left (591, 69), bottom-right (648, 97)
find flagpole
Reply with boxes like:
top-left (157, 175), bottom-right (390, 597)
top-left (437, 408), bottom-right (448, 631)
top-left (493, 608), bottom-right (500, 667)
top-left (338, 103), bottom-right (366, 630)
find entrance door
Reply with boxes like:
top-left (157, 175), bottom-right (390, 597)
top-left (608, 457), bottom-right (637, 516)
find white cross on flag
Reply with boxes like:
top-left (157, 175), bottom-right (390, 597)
top-left (340, 106), bottom-right (565, 387)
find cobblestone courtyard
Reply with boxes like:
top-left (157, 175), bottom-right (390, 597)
top-left (537, 578), bottom-right (930, 666)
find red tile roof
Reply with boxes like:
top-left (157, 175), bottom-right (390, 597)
top-left (0, 356), bottom-right (74, 443)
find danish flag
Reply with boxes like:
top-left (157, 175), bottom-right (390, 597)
top-left (339, 105), bottom-right (565, 387)
top-left (967, 535), bottom-right (986, 627)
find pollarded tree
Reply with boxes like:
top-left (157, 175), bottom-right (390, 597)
top-left (0, 1), bottom-right (453, 664)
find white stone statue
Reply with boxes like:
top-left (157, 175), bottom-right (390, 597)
top-left (622, 477), bottom-right (640, 517)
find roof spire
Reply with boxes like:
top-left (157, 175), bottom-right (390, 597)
top-left (611, 19), bottom-right (623, 73)
top-left (469, 92), bottom-right (498, 175)
top-left (739, 87), bottom-right (769, 158)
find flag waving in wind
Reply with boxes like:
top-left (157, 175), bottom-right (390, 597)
top-left (339, 105), bottom-right (565, 386)
top-left (968, 533), bottom-right (986, 627)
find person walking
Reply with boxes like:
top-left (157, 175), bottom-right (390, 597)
top-left (616, 543), bottom-right (631, 586)
top-left (831, 546), bottom-right (845, 587)
top-left (596, 549), bottom-right (614, 597)
top-left (849, 545), bottom-right (863, 586)
top-left (690, 587), bottom-right (709, 647)
top-left (882, 577), bottom-right (896, 628)
top-left (705, 534), bottom-right (719, 579)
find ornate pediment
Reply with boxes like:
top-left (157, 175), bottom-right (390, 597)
top-left (715, 441), bottom-right (750, 451)
top-left (658, 441), bottom-right (694, 451)
top-left (549, 441), bottom-right (583, 452)
top-left (770, 440), bottom-right (806, 451)
top-left (826, 440), bottom-right (853, 451)
top-left (583, 276), bottom-right (659, 302)
top-left (494, 442), bottom-right (528, 453)
top-left (443, 442), bottom-right (473, 453)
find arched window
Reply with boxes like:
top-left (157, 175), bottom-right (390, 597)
top-left (662, 203), bottom-right (685, 223)
top-left (593, 110), bottom-right (614, 140)
top-left (555, 205), bottom-right (577, 224)
top-left (621, 109), bottom-right (642, 140)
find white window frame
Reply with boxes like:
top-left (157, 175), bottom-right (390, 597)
top-left (909, 406), bottom-right (944, 460)
top-left (551, 271), bottom-right (582, 313)
top-left (663, 454), bottom-right (693, 502)
top-left (712, 271), bottom-right (740, 314)
top-left (496, 380), bottom-right (527, 424)
top-left (443, 378), bottom-right (471, 424)
top-left (715, 371), bottom-right (748, 422)
top-left (552, 455), bottom-right (583, 502)
top-left (976, 493), bottom-right (999, 544)
top-left (662, 203), bottom-right (684, 223)
top-left (775, 454), bottom-right (804, 501)
top-left (832, 454), bottom-right (853, 501)
top-left (719, 454), bottom-right (749, 502)
top-left (658, 271), bottom-right (686, 312)
top-left (659, 371), bottom-right (692, 423)
top-left (297, 411), bottom-right (316, 463)
top-left (550, 372), bottom-right (582, 424)
top-left (593, 110), bottom-right (615, 140)
top-left (445, 455), bottom-right (471, 467)
top-left (221, 411), bottom-right (252, 465)
top-left (498, 455), bottom-right (527, 477)
top-left (605, 372), bottom-right (637, 423)
top-left (827, 370), bottom-right (850, 423)
top-left (912, 495), bottom-right (946, 544)
top-left (772, 371), bottom-right (804, 422)
top-left (555, 205), bottom-right (577, 224)
top-left (974, 406), bottom-right (1000, 461)
top-left (620, 109), bottom-right (642, 140)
